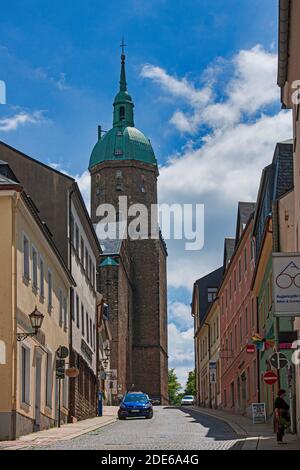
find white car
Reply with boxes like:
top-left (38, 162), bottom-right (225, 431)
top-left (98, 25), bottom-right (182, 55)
top-left (181, 395), bottom-right (195, 406)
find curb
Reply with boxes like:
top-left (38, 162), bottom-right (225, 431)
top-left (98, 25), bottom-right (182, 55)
top-left (1, 416), bottom-right (117, 450)
top-left (182, 406), bottom-right (259, 450)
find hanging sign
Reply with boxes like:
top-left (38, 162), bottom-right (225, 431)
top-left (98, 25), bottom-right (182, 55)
top-left (273, 253), bottom-right (300, 317)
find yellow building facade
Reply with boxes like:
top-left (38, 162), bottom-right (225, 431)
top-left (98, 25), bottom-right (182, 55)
top-left (0, 166), bottom-right (75, 440)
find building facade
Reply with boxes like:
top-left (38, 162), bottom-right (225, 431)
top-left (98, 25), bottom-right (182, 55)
top-left (0, 142), bottom-right (101, 421)
top-left (192, 267), bottom-right (223, 407)
top-left (278, 0), bottom-right (300, 435)
top-left (89, 51), bottom-right (168, 403)
top-left (0, 162), bottom-right (74, 440)
top-left (219, 203), bottom-right (258, 416)
top-left (252, 141), bottom-right (294, 419)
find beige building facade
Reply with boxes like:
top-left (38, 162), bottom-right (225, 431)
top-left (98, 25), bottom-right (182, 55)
top-left (0, 163), bottom-right (74, 440)
top-left (278, 0), bottom-right (300, 435)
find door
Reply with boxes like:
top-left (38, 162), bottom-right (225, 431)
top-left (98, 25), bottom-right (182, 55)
top-left (34, 356), bottom-right (42, 429)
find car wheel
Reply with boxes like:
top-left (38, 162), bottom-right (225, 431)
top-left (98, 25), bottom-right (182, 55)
top-left (118, 415), bottom-right (126, 420)
top-left (146, 413), bottom-right (153, 419)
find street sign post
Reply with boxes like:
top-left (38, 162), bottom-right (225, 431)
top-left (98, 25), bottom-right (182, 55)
top-left (263, 371), bottom-right (278, 386)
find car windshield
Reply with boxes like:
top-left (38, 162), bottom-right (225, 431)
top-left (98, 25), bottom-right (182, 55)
top-left (183, 396), bottom-right (193, 399)
top-left (124, 394), bottom-right (148, 403)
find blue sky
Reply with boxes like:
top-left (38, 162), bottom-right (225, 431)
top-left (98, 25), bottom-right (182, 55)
top-left (0, 0), bottom-right (292, 386)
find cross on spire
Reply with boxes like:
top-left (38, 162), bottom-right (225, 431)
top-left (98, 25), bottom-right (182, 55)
top-left (120, 37), bottom-right (127, 56)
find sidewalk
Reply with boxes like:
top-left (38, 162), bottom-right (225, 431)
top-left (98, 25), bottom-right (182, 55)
top-left (190, 406), bottom-right (300, 450)
top-left (0, 406), bottom-right (118, 450)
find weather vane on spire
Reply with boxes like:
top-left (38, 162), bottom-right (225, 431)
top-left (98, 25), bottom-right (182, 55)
top-left (120, 36), bottom-right (127, 56)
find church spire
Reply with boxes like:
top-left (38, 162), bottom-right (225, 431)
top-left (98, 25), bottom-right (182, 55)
top-left (113, 39), bottom-right (134, 128)
top-left (119, 37), bottom-right (127, 92)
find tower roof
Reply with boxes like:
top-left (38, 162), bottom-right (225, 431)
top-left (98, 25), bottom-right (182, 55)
top-left (89, 46), bottom-right (157, 169)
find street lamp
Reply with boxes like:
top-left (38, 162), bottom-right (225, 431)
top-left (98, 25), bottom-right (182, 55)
top-left (17, 307), bottom-right (44, 342)
top-left (104, 345), bottom-right (111, 358)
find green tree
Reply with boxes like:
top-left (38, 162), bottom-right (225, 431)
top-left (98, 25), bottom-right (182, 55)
top-left (168, 368), bottom-right (182, 405)
top-left (184, 370), bottom-right (196, 396)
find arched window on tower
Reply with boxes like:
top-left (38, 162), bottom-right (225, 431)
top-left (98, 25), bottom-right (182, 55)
top-left (119, 106), bottom-right (125, 121)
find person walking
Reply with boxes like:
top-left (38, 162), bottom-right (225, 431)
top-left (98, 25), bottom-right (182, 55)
top-left (274, 389), bottom-right (290, 444)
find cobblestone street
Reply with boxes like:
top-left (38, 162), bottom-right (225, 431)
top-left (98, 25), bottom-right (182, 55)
top-left (33, 407), bottom-right (242, 450)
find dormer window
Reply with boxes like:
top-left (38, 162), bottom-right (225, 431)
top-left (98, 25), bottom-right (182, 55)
top-left (114, 149), bottom-right (123, 156)
top-left (119, 106), bottom-right (125, 121)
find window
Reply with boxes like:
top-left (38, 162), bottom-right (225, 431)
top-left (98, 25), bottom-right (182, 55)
top-left (32, 246), bottom-right (38, 289)
top-left (86, 313), bottom-right (90, 343)
top-left (46, 352), bottom-right (53, 408)
top-left (216, 318), bottom-right (219, 339)
top-left (230, 332), bottom-right (233, 353)
top-left (116, 170), bottom-right (122, 178)
top-left (251, 238), bottom-right (255, 260)
top-left (238, 259), bottom-right (242, 283)
top-left (208, 287), bottom-right (217, 303)
top-left (234, 324), bottom-right (237, 350)
top-left (85, 248), bottom-right (89, 274)
top-left (76, 294), bottom-right (80, 328)
top-left (81, 304), bottom-right (85, 336)
top-left (39, 256), bottom-right (45, 298)
top-left (92, 265), bottom-right (95, 288)
top-left (245, 307), bottom-right (248, 335)
top-left (90, 318), bottom-right (92, 347)
top-left (23, 235), bottom-right (30, 280)
top-left (251, 298), bottom-right (255, 330)
top-left (239, 317), bottom-right (243, 344)
top-left (89, 256), bottom-right (92, 282)
top-left (21, 346), bottom-right (30, 404)
top-left (70, 214), bottom-right (74, 246)
top-left (75, 225), bottom-right (79, 254)
top-left (119, 106), bottom-right (125, 120)
top-left (59, 290), bottom-right (63, 326)
top-left (229, 279), bottom-right (232, 300)
top-left (63, 296), bottom-right (67, 331)
top-left (225, 288), bottom-right (228, 308)
top-left (244, 246), bottom-right (247, 272)
top-left (81, 237), bottom-right (84, 264)
top-left (48, 270), bottom-right (53, 309)
top-left (93, 324), bottom-right (96, 351)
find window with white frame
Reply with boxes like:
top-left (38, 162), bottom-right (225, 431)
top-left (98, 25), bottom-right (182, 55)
top-left (48, 270), bottom-right (53, 309)
top-left (46, 351), bottom-right (53, 408)
top-left (23, 234), bottom-right (30, 280)
top-left (32, 245), bottom-right (38, 289)
top-left (21, 345), bottom-right (30, 404)
top-left (39, 256), bottom-right (45, 299)
top-left (207, 287), bottom-right (218, 303)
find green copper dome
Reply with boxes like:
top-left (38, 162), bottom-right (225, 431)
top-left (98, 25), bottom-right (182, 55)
top-left (89, 50), bottom-right (157, 169)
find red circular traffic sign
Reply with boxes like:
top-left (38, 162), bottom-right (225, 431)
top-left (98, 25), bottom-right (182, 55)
top-left (263, 371), bottom-right (278, 385)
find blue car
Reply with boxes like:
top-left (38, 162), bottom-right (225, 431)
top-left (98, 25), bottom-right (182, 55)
top-left (118, 392), bottom-right (153, 420)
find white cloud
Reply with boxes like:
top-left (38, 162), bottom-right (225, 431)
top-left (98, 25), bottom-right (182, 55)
top-left (168, 323), bottom-right (194, 387)
top-left (76, 170), bottom-right (91, 213)
top-left (168, 301), bottom-right (193, 331)
top-left (0, 111), bottom-right (46, 132)
top-left (142, 45), bottom-right (281, 134)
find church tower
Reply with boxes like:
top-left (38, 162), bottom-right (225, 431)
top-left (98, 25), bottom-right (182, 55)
top-left (89, 46), bottom-right (168, 404)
